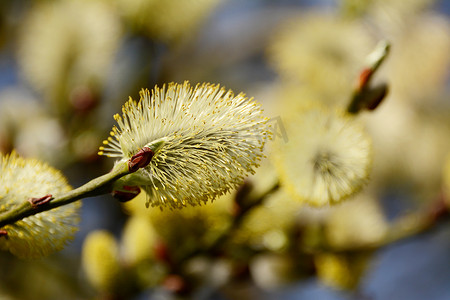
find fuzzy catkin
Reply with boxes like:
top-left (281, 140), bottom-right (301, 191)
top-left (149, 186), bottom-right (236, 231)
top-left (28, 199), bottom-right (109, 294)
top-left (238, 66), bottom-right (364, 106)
top-left (0, 152), bottom-right (80, 259)
top-left (273, 105), bottom-right (372, 206)
top-left (100, 81), bottom-right (270, 209)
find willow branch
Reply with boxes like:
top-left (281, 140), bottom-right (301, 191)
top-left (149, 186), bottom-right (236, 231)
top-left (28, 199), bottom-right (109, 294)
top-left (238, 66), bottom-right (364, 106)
top-left (314, 195), bottom-right (449, 254)
top-left (209, 179), bottom-right (281, 253)
top-left (178, 179), bottom-right (281, 264)
top-left (0, 160), bottom-right (130, 228)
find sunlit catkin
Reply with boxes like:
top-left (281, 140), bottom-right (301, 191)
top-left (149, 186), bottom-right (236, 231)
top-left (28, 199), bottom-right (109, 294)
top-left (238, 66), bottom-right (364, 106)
top-left (82, 230), bottom-right (121, 293)
top-left (0, 152), bottom-right (80, 259)
top-left (99, 81), bottom-right (270, 209)
top-left (273, 106), bottom-right (372, 206)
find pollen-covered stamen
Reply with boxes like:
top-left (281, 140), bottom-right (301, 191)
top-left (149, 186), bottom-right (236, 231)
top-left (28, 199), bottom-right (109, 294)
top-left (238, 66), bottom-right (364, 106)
top-left (112, 186), bottom-right (141, 202)
top-left (0, 229), bottom-right (7, 238)
top-left (128, 147), bottom-right (154, 173)
top-left (29, 194), bottom-right (53, 208)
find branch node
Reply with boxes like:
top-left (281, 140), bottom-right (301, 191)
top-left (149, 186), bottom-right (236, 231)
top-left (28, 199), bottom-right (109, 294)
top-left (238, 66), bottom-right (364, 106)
top-left (0, 229), bottom-right (7, 238)
top-left (29, 194), bottom-right (53, 209)
top-left (112, 186), bottom-right (141, 202)
top-left (128, 147), bottom-right (154, 172)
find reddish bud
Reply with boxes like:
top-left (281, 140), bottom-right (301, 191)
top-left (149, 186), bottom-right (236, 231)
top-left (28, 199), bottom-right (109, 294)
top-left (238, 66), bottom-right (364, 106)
top-left (366, 83), bottom-right (388, 111)
top-left (232, 201), bottom-right (242, 217)
top-left (112, 186), bottom-right (141, 202)
top-left (428, 193), bottom-right (449, 223)
top-left (154, 240), bottom-right (171, 263)
top-left (29, 194), bottom-right (53, 208)
top-left (234, 180), bottom-right (253, 207)
top-left (358, 68), bottom-right (373, 90)
top-left (0, 229), bottom-right (7, 238)
top-left (128, 147), bottom-right (154, 172)
top-left (70, 86), bottom-right (98, 114)
top-left (163, 274), bottom-right (187, 294)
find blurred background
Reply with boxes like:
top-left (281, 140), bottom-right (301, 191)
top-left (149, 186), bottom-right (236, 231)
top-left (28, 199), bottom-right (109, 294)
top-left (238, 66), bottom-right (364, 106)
top-left (0, 0), bottom-right (450, 299)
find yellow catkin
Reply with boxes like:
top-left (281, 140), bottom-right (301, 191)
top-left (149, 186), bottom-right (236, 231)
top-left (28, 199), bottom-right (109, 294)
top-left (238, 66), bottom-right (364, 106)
top-left (100, 81), bottom-right (271, 209)
top-left (0, 151), bottom-right (80, 259)
top-left (121, 215), bottom-right (158, 265)
top-left (82, 230), bottom-right (121, 292)
top-left (273, 105), bottom-right (372, 206)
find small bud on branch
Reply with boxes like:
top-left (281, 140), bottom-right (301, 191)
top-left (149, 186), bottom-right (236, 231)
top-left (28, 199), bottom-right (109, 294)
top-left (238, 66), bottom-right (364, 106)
top-left (0, 229), bottom-right (7, 238)
top-left (347, 40), bottom-right (391, 114)
top-left (29, 194), bottom-right (53, 208)
top-left (128, 147), bottom-right (154, 173)
top-left (112, 186), bottom-right (141, 202)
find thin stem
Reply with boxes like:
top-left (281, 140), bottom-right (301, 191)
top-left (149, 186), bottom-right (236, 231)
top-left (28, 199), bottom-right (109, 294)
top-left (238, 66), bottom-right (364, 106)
top-left (180, 179), bottom-right (281, 263)
top-left (211, 180), bottom-right (280, 252)
top-left (0, 160), bottom-right (129, 228)
top-left (314, 195), bottom-right (449, 254)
